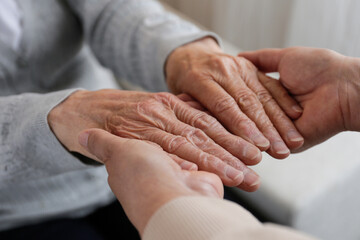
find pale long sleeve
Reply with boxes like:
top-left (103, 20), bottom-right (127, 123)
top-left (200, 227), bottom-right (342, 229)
top-left (143, 196), bottom-right (318, 240)
top-left (66, 0), bottom-right (221, 92)
top-left (0, 89), bottom-right (91, 186)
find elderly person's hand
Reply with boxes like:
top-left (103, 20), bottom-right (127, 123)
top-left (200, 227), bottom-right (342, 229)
top-left (48, 89), bottom-right (262, 191)
top-left (166, 37), bottom-right (304, 159)
top-left (239, 47), bottom-right (360, 151)
top-left (78, 128), bottom-right (224, 236)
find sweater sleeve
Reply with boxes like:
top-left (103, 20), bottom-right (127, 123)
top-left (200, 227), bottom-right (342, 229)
top-left (0, 89), bottom-right (91, 186)
top-left (143, 196), bottom-right (318, 240)
top-left (66, 0), bottom-right (221, 92)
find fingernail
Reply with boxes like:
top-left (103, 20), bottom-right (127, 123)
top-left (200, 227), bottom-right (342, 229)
top-left (253, 135), bottom-right (270, 148)
top-left (249, 148), bottom-right (262, 162)
top-left (78, 131), bottom-right (90, 148)
top-left (226, 167), bottom-right (244, 182)
top-left (292, 105), bottom-right (303, 113)
top-left (273, 141), bottom-right (290, 155)
top-left (244, 171), bottom-right (260, 187)
top-left (287, 130), bottom-right (304, 143)
top-left (242, 145), bottom-right (262, 162)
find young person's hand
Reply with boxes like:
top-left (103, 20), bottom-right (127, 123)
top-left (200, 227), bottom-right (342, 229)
top-left (78, 128), bottom-right (224, 236)
top-left (239, 47), bottom-right (360, 151)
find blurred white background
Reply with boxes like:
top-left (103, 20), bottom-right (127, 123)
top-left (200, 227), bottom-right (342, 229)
top-left (161, 0), bottom-right (360, 57)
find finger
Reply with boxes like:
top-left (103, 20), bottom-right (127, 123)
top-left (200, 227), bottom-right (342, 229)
top-left (236, 167), bottom-right (261, 192)
top-left (177, 93), bottom-right (195, 102)
top-left (185, 101), bottom-right (206, 111)
top-left (219, 71), bottom-right (291, 158)
top-left (238, 49), bottom-right (284, 72)
top-left (177, 93), bottom-right (207, 111)
top-left (145, 128), bottom-right (245, 187)
top-left (185, 79), bottom-right (270, 150)
top-left (171, 98), bottom-right (262, 165)
top-left (168, 153), bottom-right (198, 171)
top-left (243, 72), bottom-right (304, 155)
top-left (165, 118), bottom-right (254, 169)
top-left (258, 72), bottom-right (303, 119)
top-left (78, 128), bottom-right (130, 164)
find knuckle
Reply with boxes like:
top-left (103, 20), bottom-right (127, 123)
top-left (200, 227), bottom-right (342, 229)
top-left (233, 117), bottom-right (257, 135)
top-left (235, 56), bottom-right (256, 71)
top-left (191, 112), bottom-right (218, 129)
top-left (194, 131), bottom-right (213, 148)
top-left (256, 89), bottom-right (274, 106)
top-left (237, 91), bottom-right (260, 109)
top-left (185, 128), bottom-right (210, 147)
top-left (213, 97), bottom-right (237, 115)
top-left (197, 151), bottom-right (211, 168)
top-left (212, 56), bottom-right (240, 77)
top-left (272, 109), bottom-right (288, 123)
top-left (166, 136), bottom-right (188, 154)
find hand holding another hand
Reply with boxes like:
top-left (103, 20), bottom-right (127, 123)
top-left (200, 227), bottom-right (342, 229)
top-left (48, 89), bottom-right (262, 191)
top-left (78, 129), bottom-right (224, 236)
top-left (166, 37), bottom-right (304, 158)
top-left (239, 47), bottom-right (360, 151)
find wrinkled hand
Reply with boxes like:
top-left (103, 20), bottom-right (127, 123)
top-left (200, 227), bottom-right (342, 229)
top-left (239, 47), bottom-right (360, 151)
top-left (48, 89), bottom-right (262, 191)
top-left (166, 37), bottom-right (304, 159)
top-left (78, 128), bottom-right (224, 236)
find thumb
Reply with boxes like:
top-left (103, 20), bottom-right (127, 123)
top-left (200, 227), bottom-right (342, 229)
top-left (238, 48), bottom-right (284, 72)
top-left (78, 128), bottom-right (130, 164)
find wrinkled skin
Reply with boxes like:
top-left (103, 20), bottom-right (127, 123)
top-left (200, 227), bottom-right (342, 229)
top-left (239, 47), bottom-right (360, 151)
top-left (166, 37), bottom-right (304, 158)
top-left (49, 89), bottom-right (262, 191)
top-left (78, 128), bottom-right (224, 236)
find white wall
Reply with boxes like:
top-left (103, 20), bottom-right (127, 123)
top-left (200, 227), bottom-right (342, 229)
top-left (161, 0), bottom-right (360, 57)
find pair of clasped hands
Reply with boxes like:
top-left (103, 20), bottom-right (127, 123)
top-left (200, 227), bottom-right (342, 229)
top-left (49, 37), bottom-right (360, 234)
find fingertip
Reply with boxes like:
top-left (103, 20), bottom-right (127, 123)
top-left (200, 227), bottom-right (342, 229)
top-left (242, 146), bottom-right (262, 166)
top-left (224, 166), bottom-right (244, 187)
top-left (292, 105), bottom-right (303, 114)
top-left (253, 134), bottom-right (271, 151)
top-left (237, 169), bottom-right (261, 192)
top-left (286, 130), bottom-right (305, 150)
top-left (287, 138), bottom-right (305, 152)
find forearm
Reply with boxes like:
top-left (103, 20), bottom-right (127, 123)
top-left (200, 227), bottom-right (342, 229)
top-left (0, 89), bottom-right (89, 185)
top-left (67, 0), bottom-right (220, 92)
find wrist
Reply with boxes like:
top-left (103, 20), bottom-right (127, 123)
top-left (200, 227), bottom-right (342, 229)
top-left (48, 90), bottom-right (100, 155)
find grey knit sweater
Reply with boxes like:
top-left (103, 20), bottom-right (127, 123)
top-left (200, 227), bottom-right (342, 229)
top-left (0, 0), bottom-right (218, 231)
